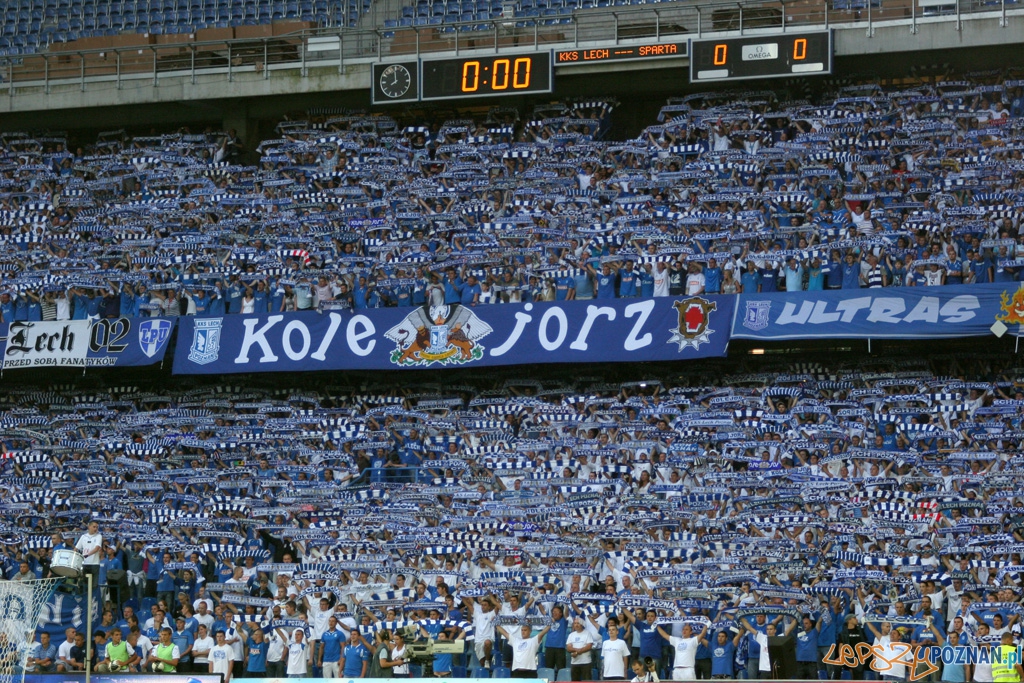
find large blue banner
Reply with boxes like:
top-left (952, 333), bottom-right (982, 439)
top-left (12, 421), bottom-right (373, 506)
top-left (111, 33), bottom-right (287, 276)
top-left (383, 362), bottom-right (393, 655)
top-left (172, 296), bottom-right (733, 374)
top-left (1, 317), bottom-right (175, 369)
top-left (732, 283), bottom-right (1016, 340)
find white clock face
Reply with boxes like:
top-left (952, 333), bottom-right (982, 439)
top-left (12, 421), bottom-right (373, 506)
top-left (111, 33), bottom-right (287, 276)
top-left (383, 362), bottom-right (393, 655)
top-left (379, 64), bottom-right (412, 99)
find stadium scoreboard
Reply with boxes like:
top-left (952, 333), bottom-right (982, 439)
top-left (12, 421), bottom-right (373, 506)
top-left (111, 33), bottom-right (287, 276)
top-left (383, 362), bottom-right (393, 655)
top-left (420, 52), bottom-right (553, 101)
top-left (689, 31), bottom-right (832, 83)
top-left (371, 33), bottom-right (831, 103)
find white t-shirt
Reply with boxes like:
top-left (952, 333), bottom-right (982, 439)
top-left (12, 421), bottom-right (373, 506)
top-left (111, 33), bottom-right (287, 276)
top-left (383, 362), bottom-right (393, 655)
top-left (267, 631), bottom-right (285, 663)
top-left (226, 626), bottom-right (246, 662)
top-left (209, 643), bottom-right (234, 676)
top-left (974, 645), bottom-right (993, 682)
top-left (685, 273), bottom-right (705, 295)
top-left (194, 599), bottom-right (215, 613)
top-left (601, 639), bottom-right (630, 678)
top-left (653, 269), bottom-right (670, 297)
top-left (507, 633), bottom-right (541, 672)
top-left (472, 604), bottom-right (497, 641)
top-left (286, 641), bottom-right (308, 675)
top-left (307, 603), bottom-right (334, 640)
top-left (878, 640), bottom-right (911, 679)
top-left (192, 635), bottom-right (214, 664)
top-left (58, 640), bottom-right (75, 664)
top-left (668, 635), bottom-right (699, 670)
top-left (134, 635), bottom-right (153, 663)
top-left (75, 532), bottom-right (103, 566)
top-left (566, 631), bottom-right (596, 665)
top-left (391, 645), bottom-right (409, 675)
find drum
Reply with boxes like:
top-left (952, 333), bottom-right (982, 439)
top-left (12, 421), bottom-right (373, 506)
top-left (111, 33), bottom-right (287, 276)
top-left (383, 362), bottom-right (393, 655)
top-left (51, 549), bottom-right (84, 578)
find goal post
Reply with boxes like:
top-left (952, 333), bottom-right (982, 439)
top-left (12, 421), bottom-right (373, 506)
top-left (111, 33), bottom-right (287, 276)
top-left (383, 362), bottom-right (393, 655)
top-left (0, 578), bottom-right (64, 683)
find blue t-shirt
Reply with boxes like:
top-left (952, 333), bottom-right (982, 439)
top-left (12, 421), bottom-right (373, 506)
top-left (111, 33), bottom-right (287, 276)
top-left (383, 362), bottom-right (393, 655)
top-left (227, 284), bottom-right (244, 313)
top-left (321, 630), bottom-right (344, 663)
top-left (817, 611), bottom-right (839, 648)
top-left (971, 259), bottom-right (992, 283)
top-left (841, 262), bottom-right (861, 289)
top-left (704, 267), bottom-right (723, 293)
top-left (636, 623), bottom-right (665, 659)
top-left (208, 295), bottom-right (226, 317)
top-left (443, 278), bottom-right (463, 304)
top-left (172, 630), bottom-right (194, 662)
top-left (0, 299), bottom-right (14, 322)
top-left (555, 276), bottom-right (575, 301)
top-left (807, 267), bottom-right (825, 290)
top-left (595, 273), bottom-right (616, 299)
top-left (941, 645), bottom-right (966, 682)
top-left (574, 272), bottom-right (594, 299)
top-left (796, 629), bottom-right (818, 662)
top-left (156, 569), bottom-right (176, 593)
top-left (32, 642), bottom-right (58, 672)
top-left (341, 643), bottom-right (369, 677)
top-left (746, 622), bottom-right (767, 658)
top-left (741, 270), bottom-right (761, 293)
top-left (246, 639), bottom-right (268, 672)
top-left (460, 283), bottom-right (482, 306)
top-left (638, 272), bottom-right (655, 297)
top-left (145, 555), bottom-right (164, 580)
top-left (434, 650), bottom-right (453, 674)
top-left (619, 270), bottom-right (638, 297)
top-left (824, 261), bottom-right (842, 288)
top-left (546, 618), bottom-right (568, 649)
top-left (711, 639), bottom-right (735, 676)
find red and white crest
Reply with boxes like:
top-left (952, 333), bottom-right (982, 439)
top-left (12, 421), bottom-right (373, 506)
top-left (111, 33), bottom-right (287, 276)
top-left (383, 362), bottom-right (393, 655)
top-left (669, 297), bottom-right (717, 351)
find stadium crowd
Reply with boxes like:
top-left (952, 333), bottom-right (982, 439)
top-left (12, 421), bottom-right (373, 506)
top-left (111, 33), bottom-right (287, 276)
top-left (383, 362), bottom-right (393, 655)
top-left (0, 72), bottom-right (1022, 318)
top-left (2, 68), bottom-right (1024, 682)
top-left (0, 350), bottom-right (1022, 682)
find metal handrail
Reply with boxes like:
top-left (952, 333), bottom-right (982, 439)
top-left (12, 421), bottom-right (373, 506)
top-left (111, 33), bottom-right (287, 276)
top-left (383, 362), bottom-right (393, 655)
top-left (0, 0), bottom-right (1017, 95)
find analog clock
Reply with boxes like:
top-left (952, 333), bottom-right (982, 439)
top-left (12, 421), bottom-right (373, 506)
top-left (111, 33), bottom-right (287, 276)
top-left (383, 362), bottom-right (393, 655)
top-left (379, 64), bottom-right (412, 99)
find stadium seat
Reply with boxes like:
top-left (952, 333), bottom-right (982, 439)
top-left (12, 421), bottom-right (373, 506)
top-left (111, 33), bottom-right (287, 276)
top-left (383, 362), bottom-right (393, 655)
top-left (537, 667), bottom-right (556, 680)
top-left (451, 665), bottom-right (468, 678)
top-left (493, 668), bottom-right (511, 679)
top-left (556, 669), bottom-right (572, 681)
top-left (470, 668), bottom-right (490, 678)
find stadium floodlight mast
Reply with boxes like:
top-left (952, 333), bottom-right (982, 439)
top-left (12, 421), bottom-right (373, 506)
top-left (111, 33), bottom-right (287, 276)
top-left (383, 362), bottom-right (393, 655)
top-left (0, 577), bottom-right (65, 683)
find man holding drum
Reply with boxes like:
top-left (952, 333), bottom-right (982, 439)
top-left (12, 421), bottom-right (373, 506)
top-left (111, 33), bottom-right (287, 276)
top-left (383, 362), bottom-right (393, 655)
top-left (75, 520), bottom-right (103, 584)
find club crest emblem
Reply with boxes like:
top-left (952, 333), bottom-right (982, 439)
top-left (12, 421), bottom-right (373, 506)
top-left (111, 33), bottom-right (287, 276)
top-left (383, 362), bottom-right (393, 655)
top-left (669, 297), bottom-right (717, 352)
top-left (742, 300), bottom-right (772, 331)
top-left (384, 304), bottom-right (493, 367)
top-left (188, 318), bottom-right (222, 365)
top-left (138, 319), bottom-right (173, 358)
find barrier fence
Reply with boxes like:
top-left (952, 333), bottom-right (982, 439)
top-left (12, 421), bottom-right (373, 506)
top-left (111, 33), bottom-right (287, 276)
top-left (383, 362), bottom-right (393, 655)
top-left (0, 0), bottom-right (1020, 96)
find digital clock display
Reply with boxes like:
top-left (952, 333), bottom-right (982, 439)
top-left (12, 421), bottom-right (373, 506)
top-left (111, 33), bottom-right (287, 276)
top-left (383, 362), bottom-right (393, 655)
top-left (420, 52), bottom-right (553, 101)
top-left (689, 31), bottom-right (832, 83)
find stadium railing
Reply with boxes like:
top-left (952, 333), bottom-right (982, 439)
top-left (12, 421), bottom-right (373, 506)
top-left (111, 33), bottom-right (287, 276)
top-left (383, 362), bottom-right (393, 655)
top-left (0, 0), bottom-right (1019, 95)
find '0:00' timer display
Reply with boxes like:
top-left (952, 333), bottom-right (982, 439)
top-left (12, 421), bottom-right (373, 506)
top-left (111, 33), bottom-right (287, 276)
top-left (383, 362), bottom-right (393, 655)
top-left (420, 52), bottom-right (553, 101)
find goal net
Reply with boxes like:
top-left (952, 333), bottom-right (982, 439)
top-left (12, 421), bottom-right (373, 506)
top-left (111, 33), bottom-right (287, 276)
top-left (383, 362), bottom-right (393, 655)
top-left (0, 578), bottom-right (63, 683)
